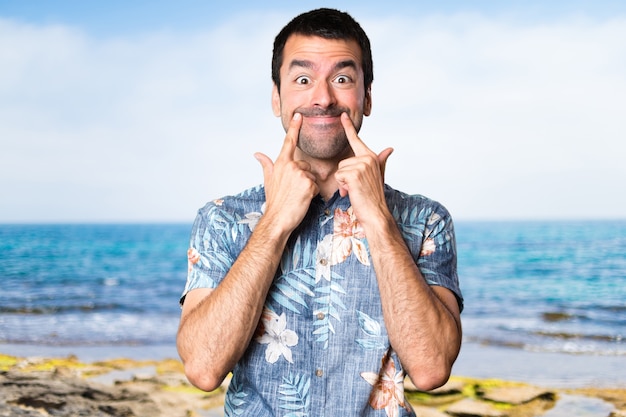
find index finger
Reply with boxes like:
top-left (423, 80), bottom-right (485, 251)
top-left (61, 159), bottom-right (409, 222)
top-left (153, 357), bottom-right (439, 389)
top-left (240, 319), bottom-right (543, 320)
top-left (340, 112), bottom-right (372, 156)
top-left (276, 112), bottom-right (303, 162)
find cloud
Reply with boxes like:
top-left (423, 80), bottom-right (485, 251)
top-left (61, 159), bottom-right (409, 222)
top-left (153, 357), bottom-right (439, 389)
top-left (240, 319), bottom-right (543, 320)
top-left (0, 15), bottom-right (282, 222)
top-left (0, 11), bottom-right (624, 222)
top-left (363, 13), bottom-right (626, 219)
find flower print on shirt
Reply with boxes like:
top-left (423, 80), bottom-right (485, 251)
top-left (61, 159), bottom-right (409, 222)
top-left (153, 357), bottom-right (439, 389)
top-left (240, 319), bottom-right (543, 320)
top-left (315, 234), bottom-right (333, 283)
top-left (315, 207), bottom-right (369, 273)
top-left (256, 307), bottom-right (299, 364)
top-left (187, 248), bottom-right (200, 273)
top-left (361, 353), bottom-right (412, 417)
top-left (419, 238), bottom-right (436, 257)
top-left (238, 203), bottom-right (266, 232)
top-left (422, 211), bottom-right (453, 254)
top-left (312, 207), bottom-right (367, 349)
top-left (356, 310), bottom-right (386, 350)
top-left (330, 207), bottom-right (370, 266)
top-left (183, 184), bottom-right (461, 415)
top-left (426, 212), bottom-right (441, 227)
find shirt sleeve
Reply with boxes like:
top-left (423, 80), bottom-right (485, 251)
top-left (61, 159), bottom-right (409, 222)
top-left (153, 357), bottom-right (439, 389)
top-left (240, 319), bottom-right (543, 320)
top-left (416, 203), bottom-right (464, 312)
top-left (180, 202), bottom-right (237, 305)
top-left (386, 187), bottom-right (463, 312)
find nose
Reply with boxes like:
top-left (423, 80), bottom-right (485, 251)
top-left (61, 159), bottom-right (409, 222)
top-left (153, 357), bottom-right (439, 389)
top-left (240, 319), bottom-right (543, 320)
top-left (311, 81), bottom-right (336, 108)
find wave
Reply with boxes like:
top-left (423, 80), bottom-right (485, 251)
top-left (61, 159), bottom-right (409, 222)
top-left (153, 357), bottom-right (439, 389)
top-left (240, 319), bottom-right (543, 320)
top-left (539, 307), bottom-right (626, 328)
top-left (0, 303), bottom-right (145, 315)
top-left (0, 312), bottom-right (180, 347)
top-left (541, 311), bottom-right (582, 322)
top-left (531, 330), bottom-right (624, 343)
top-left (464, 333), bottom-right (626, 356)
top-left (0, 337), bottom-right (157, 347)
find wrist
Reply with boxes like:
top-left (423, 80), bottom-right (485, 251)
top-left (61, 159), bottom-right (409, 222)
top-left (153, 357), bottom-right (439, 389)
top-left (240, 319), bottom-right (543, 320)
top-left (253, 211), bottom-right (296, 247)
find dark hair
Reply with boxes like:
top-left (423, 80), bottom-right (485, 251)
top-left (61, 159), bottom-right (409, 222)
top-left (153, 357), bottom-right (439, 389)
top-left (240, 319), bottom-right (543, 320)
top-left (271, 8), bottom-right (373, 92)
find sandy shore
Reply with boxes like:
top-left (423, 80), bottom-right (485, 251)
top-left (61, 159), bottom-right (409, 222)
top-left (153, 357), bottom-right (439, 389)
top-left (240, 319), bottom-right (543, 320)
top-left (1, 343), bottom-right (625, 417)
top-left (454, 342), bottom-right (626, 389)
top-left (3, 341), bottom-right (625, 389)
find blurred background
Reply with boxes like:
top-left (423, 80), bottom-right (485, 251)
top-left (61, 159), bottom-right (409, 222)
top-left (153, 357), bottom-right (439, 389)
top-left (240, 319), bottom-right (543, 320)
top-left (1, 0), bottom-right (625, 390)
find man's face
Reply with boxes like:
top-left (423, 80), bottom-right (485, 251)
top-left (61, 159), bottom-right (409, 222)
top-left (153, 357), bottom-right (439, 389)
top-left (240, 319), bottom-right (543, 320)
top-left (272, 34), bottom-right (372, 161)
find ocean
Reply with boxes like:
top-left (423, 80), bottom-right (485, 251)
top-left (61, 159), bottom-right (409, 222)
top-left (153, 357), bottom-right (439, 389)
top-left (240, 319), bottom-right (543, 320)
top-left (1, 220), bottom-right (625, 386)
top-left (457, 220), bottom-right (626, 356)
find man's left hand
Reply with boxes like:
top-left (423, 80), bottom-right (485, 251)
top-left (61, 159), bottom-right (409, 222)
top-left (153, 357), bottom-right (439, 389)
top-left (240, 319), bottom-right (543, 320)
top-left (335, 112), bottom-right (394, 224)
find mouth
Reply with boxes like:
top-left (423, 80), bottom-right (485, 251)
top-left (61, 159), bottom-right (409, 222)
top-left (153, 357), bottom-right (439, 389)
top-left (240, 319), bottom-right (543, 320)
top-left (296, 109), bottom-right (346, 128)
top-left (296, 107), bottom-right (347, 119)
top-left (301, 116), bottom-right (342, 132)
top-left (304, 114), bottom-right (340, 122)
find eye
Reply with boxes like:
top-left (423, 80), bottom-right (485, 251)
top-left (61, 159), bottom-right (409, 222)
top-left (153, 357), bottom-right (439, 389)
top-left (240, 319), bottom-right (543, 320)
top-left (295, 76), bottom-right (311, 85)
top-left (334, 75), bottom-right (351, 84)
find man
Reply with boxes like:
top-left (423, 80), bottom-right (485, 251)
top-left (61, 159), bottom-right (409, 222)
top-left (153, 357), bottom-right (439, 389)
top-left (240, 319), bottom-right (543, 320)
top-left (177, 8), bottom-right (463, 416)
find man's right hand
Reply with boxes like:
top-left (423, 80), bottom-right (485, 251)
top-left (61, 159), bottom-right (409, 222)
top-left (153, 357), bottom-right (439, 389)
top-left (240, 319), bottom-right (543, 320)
top-left (254, 113), bottom-right (319, 234)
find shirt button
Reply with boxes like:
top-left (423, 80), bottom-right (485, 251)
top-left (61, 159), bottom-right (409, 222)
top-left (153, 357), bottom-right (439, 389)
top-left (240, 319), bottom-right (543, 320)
top-left (319, 258), bottom-right (328, 266)
top-left (324, 209), bottom-right (331, 216)
top-left (315, 369), bottom-right (323, 377)
top-left (316, 312), bottom-right (325, 320)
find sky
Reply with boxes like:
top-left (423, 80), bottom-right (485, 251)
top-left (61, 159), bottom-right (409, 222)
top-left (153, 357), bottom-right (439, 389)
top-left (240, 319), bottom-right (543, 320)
top-left (1, 0), bottom-right (625, 223)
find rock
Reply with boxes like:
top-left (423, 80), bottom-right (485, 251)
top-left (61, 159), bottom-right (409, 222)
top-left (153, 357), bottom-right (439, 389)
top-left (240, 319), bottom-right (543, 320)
top-left (0, 403), bottom-right (46, 417)
top-left (446, 398), bottom-right (507, 417)
top-left (0, 370), bottom-right (159, 417)
top-left (480, 385), bottom-right (555, 405)
top-left (411, 405), bottom-right (451, 417)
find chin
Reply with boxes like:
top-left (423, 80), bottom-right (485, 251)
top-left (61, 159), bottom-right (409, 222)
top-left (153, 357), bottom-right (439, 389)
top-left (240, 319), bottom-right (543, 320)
top-left (298, 136), bottom-right (349, 160)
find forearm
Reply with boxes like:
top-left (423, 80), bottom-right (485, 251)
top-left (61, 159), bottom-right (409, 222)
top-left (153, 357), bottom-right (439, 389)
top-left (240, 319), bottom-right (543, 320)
top-left (177, 216), bottom-right (291, 391)
top-left (366, 214), bottom-right (462, 390)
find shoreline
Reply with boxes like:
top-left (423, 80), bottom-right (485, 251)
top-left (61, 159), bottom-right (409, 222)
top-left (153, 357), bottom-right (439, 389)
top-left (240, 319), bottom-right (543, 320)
top-left (454, 342), bottom-right (626, 389)
top-left (2, 347), bottom-right (625, 417)
top-left (0, 343), bottom-right (626, 417)
top-left (2, 341), bottom-right (625, 389)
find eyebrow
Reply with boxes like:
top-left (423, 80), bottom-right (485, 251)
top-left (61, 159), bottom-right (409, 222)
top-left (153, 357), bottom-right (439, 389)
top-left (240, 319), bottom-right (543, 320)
top-left (288, 59), bottom-right (358, 73)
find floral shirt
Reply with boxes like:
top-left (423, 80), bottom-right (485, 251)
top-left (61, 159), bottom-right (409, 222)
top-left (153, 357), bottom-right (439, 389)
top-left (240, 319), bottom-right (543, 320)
top-left (182, 184), bottom-right (462, 417)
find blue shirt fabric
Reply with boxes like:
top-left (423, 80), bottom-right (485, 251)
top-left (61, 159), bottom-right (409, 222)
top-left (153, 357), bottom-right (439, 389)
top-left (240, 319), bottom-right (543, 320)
top-left (182, 184), bottom-right (462, 417)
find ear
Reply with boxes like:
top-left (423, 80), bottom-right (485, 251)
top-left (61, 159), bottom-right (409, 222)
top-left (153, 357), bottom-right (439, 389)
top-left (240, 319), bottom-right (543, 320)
top-left (271, 84), bottom-right (281, 117)
top-left (363, 87), bottom-right (372, 116)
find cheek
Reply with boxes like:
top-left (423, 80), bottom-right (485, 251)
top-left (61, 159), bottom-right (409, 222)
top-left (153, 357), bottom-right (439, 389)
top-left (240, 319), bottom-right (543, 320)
top-left (279, 106), bottom-right (297, 131)
top-left (339, 90), bottom-right (366, 111)
top-left (279, 98), bottom-right (302, 120)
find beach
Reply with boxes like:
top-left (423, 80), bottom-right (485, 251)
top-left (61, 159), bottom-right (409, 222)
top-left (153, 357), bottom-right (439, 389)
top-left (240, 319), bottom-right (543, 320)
top-left (2, 341), bottom-right (626, 416)
top-left (454, 343), bottom-right (626, 389)
top-left (3, 340), bottom-right (626, 390)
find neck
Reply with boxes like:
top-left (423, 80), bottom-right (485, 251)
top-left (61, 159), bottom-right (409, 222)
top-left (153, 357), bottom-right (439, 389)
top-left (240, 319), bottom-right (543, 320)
top-left (312, 164), bottom-right (340, 201)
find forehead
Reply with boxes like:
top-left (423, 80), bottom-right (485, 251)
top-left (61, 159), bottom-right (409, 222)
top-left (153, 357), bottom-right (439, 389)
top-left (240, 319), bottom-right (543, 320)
top-left (281, 34), bottom-right (362, 72)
